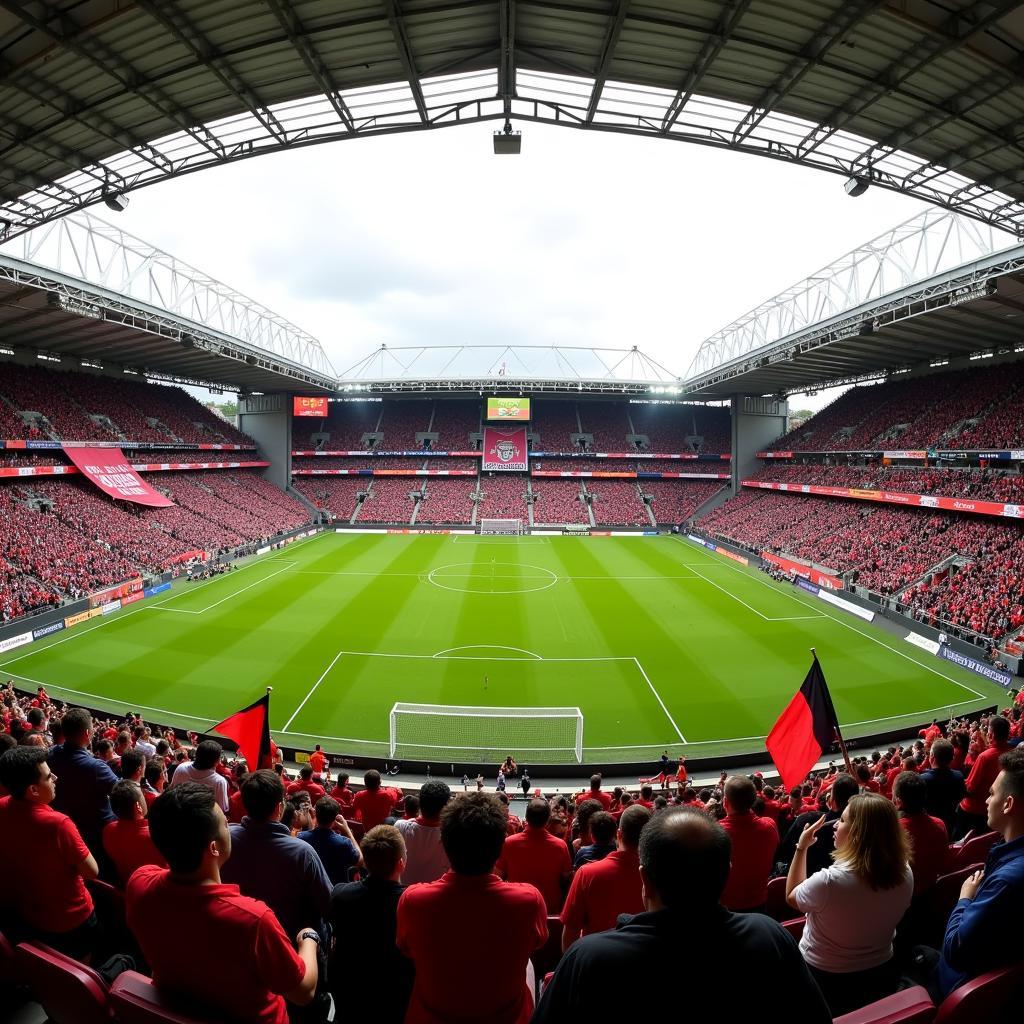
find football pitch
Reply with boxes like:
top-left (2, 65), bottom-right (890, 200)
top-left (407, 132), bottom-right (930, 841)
top-left (0, 532), bottom-right (1004, 764)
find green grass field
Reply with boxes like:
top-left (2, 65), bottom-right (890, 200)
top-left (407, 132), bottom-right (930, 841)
top-left (0, 532), bottom-right (1004, 764)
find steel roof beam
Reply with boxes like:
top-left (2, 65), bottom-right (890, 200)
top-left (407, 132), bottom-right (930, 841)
top-left (797, 0), bottom-right (1022, 160)
top-left (585, 0), bottom-right (630, 125)
top-left (498, 0), bottom-right (517, 116)
top-left (382, 0), bottom-right (429, 122)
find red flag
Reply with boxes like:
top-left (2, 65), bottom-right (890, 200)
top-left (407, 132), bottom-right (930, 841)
top-left (212, 693), bottom-right (273, 770)
top-left (766, 656), bottom-right (844, 791)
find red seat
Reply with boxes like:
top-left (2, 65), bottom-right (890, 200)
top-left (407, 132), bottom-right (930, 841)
top-left (781, 917), bottom-right (805, 942)
top-left (14, 941), bottom-right (112, 1024)
top-left (945, 831), bottom-right (998, 872)
top-left (832, 985), bottom-right (935, 1024)
top-left (766, 876), bottom-right (789, 920)
top-left (933, 960), bottom-right (1024, 1024)
top-left (918, 864), bottom-right (984, 948)
top-left (530, 916), bottom-right (563, 994)
top-left (109, 971), bottom-right (223, 1024)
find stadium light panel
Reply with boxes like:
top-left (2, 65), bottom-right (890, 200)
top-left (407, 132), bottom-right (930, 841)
top-left (493, 120), bottom-right (521, 155)
top-left (844, 176), bottom-right (869, 197)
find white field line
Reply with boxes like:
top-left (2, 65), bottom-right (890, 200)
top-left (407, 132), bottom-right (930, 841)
top-left (671, 536), bottom-right (985, 701)
top-left (285, 569), bottom-right (701, 581)
top-left (282, 650), bottom-right (345, 731)
top-left (632, 657), bottom-right (686, 743)
top-left (146, 564), bottom-right (293, 615)
top-left (331, 649), bottom-right (634, 663)
top-left (432, 645), bottom-right (543, 660)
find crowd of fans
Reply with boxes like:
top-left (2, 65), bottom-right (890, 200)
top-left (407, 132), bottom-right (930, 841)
top-left (359, 478), bottom-right (418, 524)
top-left (531, 480), bottom-right (590, 524)
top-left (644, 479), bottom-right (726, 525)
top-left (478, 475), bottom-right (529, 520)
top-left (293, 477), bottom-right (366, 521)
top-left (2, 689), bottom-right (1022, 1022)
top-left (587, 480), bottom-right (649, 526)
top-left (772, 363), bottom-right (1024, 453)
top-left (703, 490), bottom-right (1024, 641)
top-left (415, 479), bottom-right (476, 524)
top-left (0, 363), bottom-right (252, 445)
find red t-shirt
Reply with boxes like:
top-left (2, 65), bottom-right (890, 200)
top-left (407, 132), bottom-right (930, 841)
top-left (286, 780), bottom-right (326, 805)
top-left (352, 788), bottom-right (395, 830)
top-left (574, 789), bottom-right (612, 811)
top-left (496, 826), bottom-right (571, 913)
top-left (102, 818), bottom-right (167, 886)
top-left (719, 812), bottom-right (779, 911)
top-left (900, 812), bottom-right (949, 896)
top-left (397, 871), bottom-right (547, 1024)
top-left (961, 743), bottom-right (1009, 816)
top-left (126, 865), bottom-right (305, 1024)
top-left (308, 751), bottom-right (326, 775)
top-left (329, 784), bottom-right (354, 811)
top-left (227, 788), bottom-right (246, 824)
top-left (561, 848), bottom-right (643, 939)
top-left (0, 799), bottom-right (93, 933)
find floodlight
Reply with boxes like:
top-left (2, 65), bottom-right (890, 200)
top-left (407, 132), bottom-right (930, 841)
top-left (844, 176), bottom-right (869, 198)
top-left (103, 191), bottom-right (129, 212)
top-left (493, 120), bottom-right (521, 155)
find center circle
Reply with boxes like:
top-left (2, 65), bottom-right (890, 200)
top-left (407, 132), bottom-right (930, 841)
top-left (426, 562), bottom-right (558, 595)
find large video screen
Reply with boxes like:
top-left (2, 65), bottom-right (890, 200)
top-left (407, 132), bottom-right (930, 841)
top-left (293, 396), bottom-right (328, 418)
top-left (486, 396), bottom-right (531, 421)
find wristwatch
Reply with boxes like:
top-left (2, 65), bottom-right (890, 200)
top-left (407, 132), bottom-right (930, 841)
top-left (298, 930), bottom-right (321, 946)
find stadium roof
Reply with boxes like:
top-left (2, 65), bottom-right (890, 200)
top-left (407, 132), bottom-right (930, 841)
top-left (1, 1), bottom-right (1024, 242)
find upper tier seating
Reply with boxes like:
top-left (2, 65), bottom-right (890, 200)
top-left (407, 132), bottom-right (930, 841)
top-left (531, 479), bottom-right (590, 524)
top-left (416, 478), bottom-right (476, 523)
top-left (292, 401), bottom-right (381, 449)
top-left (430, 400), bottom-right (480, 450)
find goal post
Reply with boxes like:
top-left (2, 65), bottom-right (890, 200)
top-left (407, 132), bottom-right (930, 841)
top-left (389, 702), bottom-right (584, 763)
top-left (479, 518), bottom-right (523, 535)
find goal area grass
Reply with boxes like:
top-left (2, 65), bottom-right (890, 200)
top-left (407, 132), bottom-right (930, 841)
top-left (1, 532), bottom-right (1003, 764)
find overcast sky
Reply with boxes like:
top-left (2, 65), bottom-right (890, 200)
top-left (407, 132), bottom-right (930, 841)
top-left (106, 121), bottom-right (934, 409)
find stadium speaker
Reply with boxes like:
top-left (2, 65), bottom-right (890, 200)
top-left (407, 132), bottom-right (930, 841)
top-left (493, 119), bottom-right (522, 155)
top-left (844, 176), bottom-right (869, 198)
top-left (102, 191), bottom-right (129, 213)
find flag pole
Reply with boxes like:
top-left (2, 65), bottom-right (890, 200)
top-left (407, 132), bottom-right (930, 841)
top-left (811, 648), bottom-right (853, 777)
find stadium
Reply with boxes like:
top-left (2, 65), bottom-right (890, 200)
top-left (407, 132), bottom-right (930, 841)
top-left (2, 2), bottom-right (1024, 1022)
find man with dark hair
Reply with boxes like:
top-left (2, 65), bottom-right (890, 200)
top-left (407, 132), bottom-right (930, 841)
top-left (894, 771), bottom-right (948, 896)
top-left (353, 769), bottom-right (397, 830)
top-left (497, 798), bottom-right (572, 913)
top-left (720, 775), bottom-right (780, 913)
top-left (47, 706), bottom-right (118, 854)
top-left (0, 746), bottom-right (100, 958)
top-left (396, 778), bottom-right (451, 884)
top-left (127, 783), bottom-right (319, 1022)
top-left (119, 748), bottom-right (145, 784)
top-left (920, 738), bottom-right (965, 833)
top-left (534, 809), bottom-right (830, 1022)
top-left (168, 739), bottom-right (229, 813)
top-left (636, 784), bottom-right (654, 809)
top-left (778, 773), bottom-right (858, 876)
top-left (297, 797), bottom-right (361, 885)
top-left (575, 774), bottom-right (612, 811)
top-left (955, 715), bottom-right (1011, 839)
top-left (103, 779), bottom-right (166, 886)
top-left (561, 804), bottom-right (650, 950)
top-left (927, 748), bottom-right (1024, 999)
top-left (288, 764), bottom-right (326, 805)
top-left (141, 757), bottom-right (167, 809)
top-left (328, 771), bottom-right (354, 814)
top-left (574, 810), bottom-right (618, 869)
top-left (397, 793), bottom-right (547, 1023)
top-left (329, 824), bottom-right (412, 1024)
top-left (221, 769), bottom-right (332, 941)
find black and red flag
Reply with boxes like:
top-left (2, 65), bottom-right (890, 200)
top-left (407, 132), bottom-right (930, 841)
top-left (212, 691), bottom-right (273, 770)
top-left (766, 654), bottom-right (846, 790)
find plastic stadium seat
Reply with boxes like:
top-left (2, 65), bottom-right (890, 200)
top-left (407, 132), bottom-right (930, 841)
top-left (946, 831), bottom-right (998, 873)
top-left (344, 818), bottom-right (365, 843)
top-left (781, 917), bottom-right (805, 942)
top-left (109, 971), bottom-right (223, 1024)
top-left (765, 876), bottom-right (790, 920)
top-left (932, 961), bottom-right (1024, 1024)
top-left (530, 916), bottom-right (563, 990)
top-left (14, 941), bottom-right (112, 1024)
top-left (917, 863), bottom-right (985, 948)
top-left (832, 986), bottom-right (935, 1024)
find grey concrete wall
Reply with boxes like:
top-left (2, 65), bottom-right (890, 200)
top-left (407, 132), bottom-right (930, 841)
top-left (238, 393), bottom-right (291, 490)
top-left (731, 395), bottom-right (788, 487)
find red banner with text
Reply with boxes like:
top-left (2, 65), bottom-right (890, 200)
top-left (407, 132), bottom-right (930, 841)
top-left (63, 447), bottom-right (174, 507)
top-left (482, 426), bottom-right (529, 472)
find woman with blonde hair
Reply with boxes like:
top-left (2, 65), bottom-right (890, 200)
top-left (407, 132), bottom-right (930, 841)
top-left (786, 792), bottom-right (914, 1015)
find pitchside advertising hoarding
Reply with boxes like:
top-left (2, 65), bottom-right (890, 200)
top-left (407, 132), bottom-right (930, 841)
top-left (486, 396), bottom-right (531, 421)
top-left (293, 396), bottom-right (329, 417)
top-left (482, 426), bottom-right (528, 472)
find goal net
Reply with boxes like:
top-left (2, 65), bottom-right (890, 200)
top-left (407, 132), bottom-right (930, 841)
top-left (389, 702), bottom-right (584, 763)
top-left (479, 518), bottom-right (523, 535)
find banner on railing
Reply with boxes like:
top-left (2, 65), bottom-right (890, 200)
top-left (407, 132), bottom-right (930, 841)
top-left (761, 551), bottom-right (842, 590)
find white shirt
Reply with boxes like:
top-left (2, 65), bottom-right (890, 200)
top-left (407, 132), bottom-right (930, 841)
top-left (134, 739), bottom-right (157, 758)
top-left (792, 863), bottom-right (913, 973)
top-left (396, 817), bottom-right (450, 885)
top-left (169, 761), bottom-right (230, 812)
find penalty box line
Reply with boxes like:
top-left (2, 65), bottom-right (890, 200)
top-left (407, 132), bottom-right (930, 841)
top-left (281, 649), bottom-right (687, 745)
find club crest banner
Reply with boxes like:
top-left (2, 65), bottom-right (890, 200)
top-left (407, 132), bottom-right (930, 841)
top-left (482, 427), bottom-right (528, 472)
top-left (62, 446), bottom-right (174, 507)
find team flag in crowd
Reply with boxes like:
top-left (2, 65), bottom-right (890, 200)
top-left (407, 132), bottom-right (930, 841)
top-left (212, 691), bottom-right (273, 770)
top-left (766, 653), bottom-right (845, 790)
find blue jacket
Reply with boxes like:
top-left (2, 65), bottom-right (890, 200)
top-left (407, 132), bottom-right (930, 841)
top-left (47, 742), bottom-right (118, 850)
top-left (935, 833), bottom-right (1024, 998)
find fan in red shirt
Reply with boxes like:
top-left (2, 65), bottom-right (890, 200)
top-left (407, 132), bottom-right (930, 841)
top-left (497, 799), bottom-right (573, 913)
top-left (956, 715), bottom-right (1012, 838)
top-left (126, 782), bottom-right (319, 1024)
top-left (561, 804), bottom-right (650, 950)
top-left (353, 769), bottom-right (400, 830)
top-left (718, 775), bottom-right (779, 913)
top-left (397, 792), bottom-right (547, 1024)
top-left (308, 745), bottom-right (327, 776)
top-left (893, 771), bottom-right (949, 896)
top-left (286, 764), bottom-right (326, 805)
top-left (574, 774), bottom-right (613, 811)
top-left (329, 771), bottom-right (355, 813)
top-left (102, 780), bottom-right (167, 886)
top-left (0, 746), bottom-right (100, 959)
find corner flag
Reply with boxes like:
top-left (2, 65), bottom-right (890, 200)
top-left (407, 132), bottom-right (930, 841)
top-left (766, 654), bottom-right (845, 790)
top-left (212, 692), bottom-right (273, 770)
